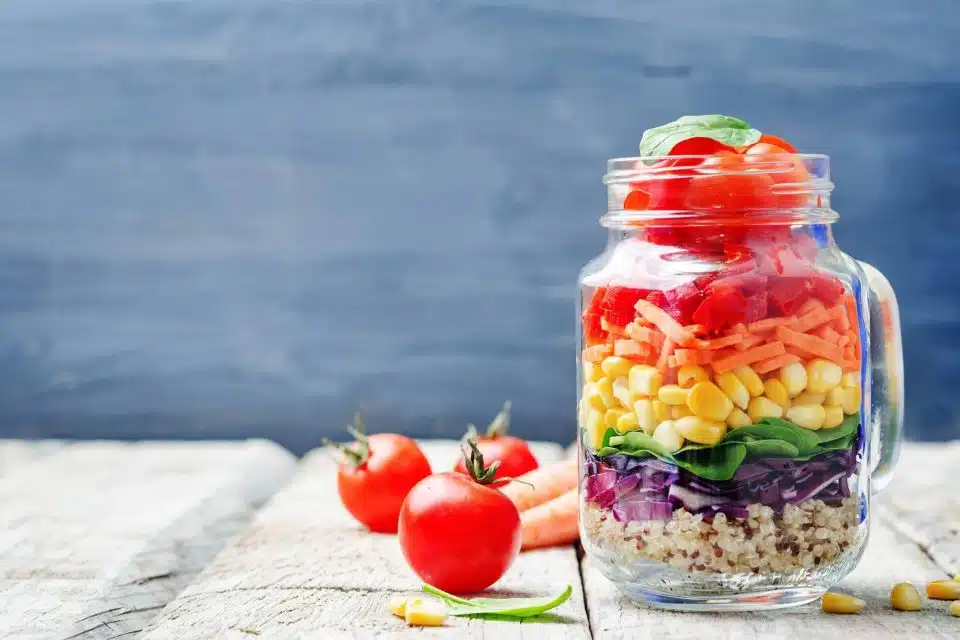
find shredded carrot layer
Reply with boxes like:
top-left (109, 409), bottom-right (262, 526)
top-left (582, 344), bottom-right (613, 362)
top-left (754, 353), bottom-right (802, 375)
top-left (634, 299), bottom-right (698, 346)
top-left (775, 326), bottom-right (844, 364)
top-left (711, 341), bottom-right (786, 374)
top-left (625, 322), bottom-right (665, 349)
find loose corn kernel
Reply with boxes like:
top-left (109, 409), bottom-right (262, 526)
top-left (601, 356), bottom-right (635, 379)
top-left (841, 371), bottom-right (860, 388)
top-left (388, 596), bottom-right (408, 618)
top-left (629, 365), bottom-right (663, 397)
top-left (780, 362), bottom-right (808, 397)
top-left (658, 384), bottom-right (691, 406)
top-left (716, 372), bottom-right (750, 410)
top-left (785, 404), bottom-right (826, 430)
top-left (583, 382), bottom-right (606, 410)
top-left (793, 392), bottom-right (825, 406)
top-left (726, 408), bottom-right (752, 429)
top-left (674, 416), bottom-right (726, 446)
top-left (596, 376), bottom-right (617, 408)
top-left (585, 409), bottom-right (606, 450)
top-left (617, 411), bottom-right (640, 433)
top-left (763, 379), bottom-right (791, 410)
top-left (583, 361), bottom-right (604, 383)
top-left (951, 600), bottom-right (960, 617)
top-left (613, 376), bottom-right (634, 407)
top-left (890, 582), bottom-right (922, 611)
top-left (653, 400), bottom-right (672, 422)
top-left (926, 580), bottom-right (960, 600)
top-left (821, 592), bottom-right (864, 614)
top-left (748, 396), bottom-right (784, 422)
top-left (842, 384), bottom-right (862, 415)
top-left (633, 399), bottom-right (658, 435)
top-left (672, 405), bottom-right (693, 419)
top-left (652, 420), bottom-right (684, 452)
top-left (825, 386), bottom-right (846, 407)
top-left (822, 405), bottom-right (845, 429)
top-left (605, 408), bottom-right (629, 428)
top-left (677, 365), bottom-right (711, 389)
top-left (404, 597), bottom-right (447, 626)
top-left (806, 359), bottom-right (843, 393)
top-left (687, 381), bottom-right (735, 422)
top-left (734, 365), bottom-right (765, 397)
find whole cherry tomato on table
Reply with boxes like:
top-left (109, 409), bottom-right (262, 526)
top-left (452, 401), bottom-right (539, 478)
top-left (324, 415), bottom-right (432, 534)
top-left (400, 440), bottom-right (522, 593)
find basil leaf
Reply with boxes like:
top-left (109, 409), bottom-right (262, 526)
top-left (600, 427), bottom-right (620, 449)
top-left (740, 439), bottom-right (800, 458)
top-left (638, 114), bottom-right (761, 160)
top-left (737, 420), bottom-right (822, 455)
top-left (609, 430), bottom-right (674, 458)
top-left (811, 414), bottom-right (860, 444)
top-left (422, 584), bottom-right (573, 619)
top-left (673, 443), bottom-right (748, 481)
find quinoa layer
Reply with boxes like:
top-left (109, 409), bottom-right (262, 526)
top-left (582, 497), bottom-right (860, 574)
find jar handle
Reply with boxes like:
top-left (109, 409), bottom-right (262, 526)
top-left (858, 261), bottom-right (904, 493)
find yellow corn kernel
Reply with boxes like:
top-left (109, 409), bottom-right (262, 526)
top-left (926, 580), bottom-right (960, 600)
top-left (585, 409), bottom-right (606, 450)
top-left (952, 600), bottom-right (960, 617)
top-left (677, 365), bottom-right (710, 389)
top-left (716, 372), bottom-right (750, 410)
top-left (734, 365), bottom-right (765, 397)
top-left (825, 386), bottom-right (846, 407)
top-left (726, 408), bottom-right (752, 429)
top-left (821, 592), bottom-right (864, 614)
top-left (583, 361), bottom-right (604, 383)
top-left (841, 371), bottom-right (860, 388)
top-left (674, 416), bottom-right (726, 446)
top-left (763, 379), bottom-right (791, 410)
top-left (583, 382), bottom-right (606, 411)
top-left (748, 396), bottom-right (784, 422)
top-left (687, 381), bottom-right (735, 422)
top-left (612, 376), bottom-right (634, 407)
top-left (596, 376), bottom-right (616, 408)
top-left (658, 384), bottom-right (690, 406)
top-left (786, 404), bottom-right (826, 430)
top-left (793, 392), bottom-right (825, 406)
top-left (404, 597), bottom-right (447, 626)
top-left (806, 358), bottom-right (843, 393)
top-left (890, 582), bottom-right (922, 611)
top-left (633, 399), bottom-right (658, 435)
top-left (629, 365), bottom-right (663, 397)
top-left (780, 362), bottom-right (808, 397)
top-left (605, 408), bottom-right (629, 428)
top-left (601, 356), bottom-right (635, 379)
top-left (842, 384), bottom-right (862, 415)
top-left (652, 420), bottom-right (684, 452)
top-left (653, 400), bottom-right (672, 422)
top-left (672, 405), bottom-right (693, 419)
top-left (388, 596), bottom-right (408, 618)
top-left (616, 411), bottom-right (640, 433)
top-left (822, 405), bottom-right (845, 429)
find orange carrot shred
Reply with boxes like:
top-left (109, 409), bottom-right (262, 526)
top-left (796, 298), bottom-right (826, 317)
top-left (582, 344), bottom-right (613, 362)
top-left (601, 317), bottom-right (627, 337)
top-left (625, 322), bottom-right (665, 349)
top-left (614, 339), bottom-right (651, 359)
top-left (656, 338), bottom-right (675, 370)
top-left (684, 324), bottom-right (708, 336)
top-left (711, 341), bottom-right (787, 374)
top-left (695, 333), bottom-right (744, 350)
top-left (747, 317), bottom-right (797, 334)
top-left (753, 353), bottom-right (802, 374)
top-left (672, 349), bottom-right (714, 366)
top-left (795, 306), bottom-right (832, 333)
top-left (634, 299), bottom-right (697, 346)
top-left (775, 326), bottom-right (844, 364)
top-left (734, 333), bottom-right (765, 351)
top-left (827, 305), bottom-right (850, 332)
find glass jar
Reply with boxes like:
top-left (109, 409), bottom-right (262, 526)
top-left (577, 153), bottom-right (904, 611)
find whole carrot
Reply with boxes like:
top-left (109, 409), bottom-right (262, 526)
top-left (499, 459), bottom-right (578, 513)
top-left (520, 489), bottom-right (579, 550)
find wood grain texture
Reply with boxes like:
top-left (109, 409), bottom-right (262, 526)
top-left (0, 439), bottom-right (296, 640)
top-left (142, 441), bottom-right (590, 639)
top-left (876, 441), bottom-right (960, 577)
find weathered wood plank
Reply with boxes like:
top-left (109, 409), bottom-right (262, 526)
top-left (142, 441), bottom-right (590, 639)
top-left (0, 439), bottom-right (63, 477)
top-left (0, 439), bottom-right (297, 640)
top-left (583, 521), bottom-right (956, 639)
top-left (876, 441), bottom-right (960, 577)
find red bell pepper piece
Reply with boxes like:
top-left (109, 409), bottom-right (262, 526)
top-left (768, 276), bottom-right (815, 316)
top-left (692, 288), bottom-right (748, 332)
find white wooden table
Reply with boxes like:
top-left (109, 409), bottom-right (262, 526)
top-left (0, 438), bottom-right (957, 639)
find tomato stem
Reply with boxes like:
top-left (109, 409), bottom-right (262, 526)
top-left (460, 437), bottom-right (502, 485)
top-left (484, 400), bottom-right (512, 439)
top-left (322, 413), bottom-right (371, 469)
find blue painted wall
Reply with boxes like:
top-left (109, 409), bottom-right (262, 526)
top-left (0, 0), bottom-right (957, 453)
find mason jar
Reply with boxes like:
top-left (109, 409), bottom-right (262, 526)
top-left (577, 152), bottom-right (904, 611)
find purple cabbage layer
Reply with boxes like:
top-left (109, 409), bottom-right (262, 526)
top-left (583, 444), bottom-right (860, 523)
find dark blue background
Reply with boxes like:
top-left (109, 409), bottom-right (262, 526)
top-left (0, 0), bottom-right (957, 453)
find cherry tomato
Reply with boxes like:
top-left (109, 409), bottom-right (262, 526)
top-left (453, 402), bottom-right (538, 478)
top-left (756, 133), bottom-right (797, 153)
top-left (326, 416), bottom-right (432, 534)
top-left (400, 442), bottom-right (522, 593)
top-left (744, 143), bottom-right (810, 208)
top-left (623, 189), bottom-right (650, 210)
top-left (685, 151), bottom-right (777, 210)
